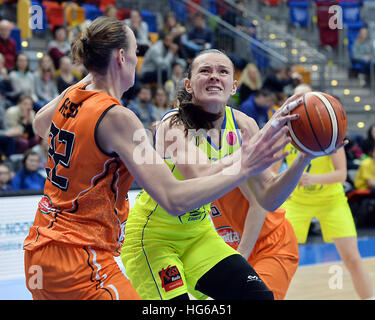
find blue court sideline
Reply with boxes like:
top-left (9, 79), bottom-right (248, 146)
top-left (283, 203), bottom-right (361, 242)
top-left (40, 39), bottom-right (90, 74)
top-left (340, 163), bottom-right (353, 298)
top-left (299, 236), bottom-right (375, 266)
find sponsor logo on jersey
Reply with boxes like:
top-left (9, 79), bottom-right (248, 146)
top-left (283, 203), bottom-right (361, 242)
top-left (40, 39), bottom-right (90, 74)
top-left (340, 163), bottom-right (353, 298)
top-left (158, 265), bottom-right (184, 292)
top-left (210, 205), bottom-right (221, 217)
top-left (216, 226), bottom-right (240, 248)
top-left (178, 207), bottom-right (208, 224)
top-left (226, 131), bottom-right (237, 146)
top-left (38, 195), bottom-right (59, 215)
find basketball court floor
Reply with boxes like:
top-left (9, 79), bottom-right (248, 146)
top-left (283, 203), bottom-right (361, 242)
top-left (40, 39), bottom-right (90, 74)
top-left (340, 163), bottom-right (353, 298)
top-left (285, 229), bottom-right (375, 300)
top-left (1, 228), bottom-right (374, 300)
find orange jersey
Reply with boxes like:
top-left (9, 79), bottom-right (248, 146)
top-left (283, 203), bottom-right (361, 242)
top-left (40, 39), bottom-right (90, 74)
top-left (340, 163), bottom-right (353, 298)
top-left (211, 187), bottom-right (286, 248)
top-left (24, 83), bottom-right (133, 255)
top-left (211, 188), bottom-right (299, 300)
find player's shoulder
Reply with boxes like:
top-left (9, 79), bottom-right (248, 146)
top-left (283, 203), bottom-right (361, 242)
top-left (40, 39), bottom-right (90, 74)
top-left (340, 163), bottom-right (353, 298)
top-left (231, 108), bottom-right (259, 134)
top-left (107, 104), bottom-right (139, 121)
top-left (158, 109), bottom-right (184, 132)
top-left (99, 104), bottom-right (146, 135)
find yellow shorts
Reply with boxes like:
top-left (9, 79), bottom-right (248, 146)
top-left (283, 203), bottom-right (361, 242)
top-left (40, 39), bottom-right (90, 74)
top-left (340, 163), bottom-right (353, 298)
top-left (282, 193), bottom-right (357, 243)
top-left (121, 208), bottom-right (239, 300)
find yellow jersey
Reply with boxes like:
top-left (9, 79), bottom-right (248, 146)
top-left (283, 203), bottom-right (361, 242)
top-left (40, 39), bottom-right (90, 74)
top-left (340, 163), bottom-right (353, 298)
top-left (354, 157), bottom-right (375, 190)
top-left (128, 106), bottom-right (242, 225)
top-left (283, 143), bottom-right (345, 203)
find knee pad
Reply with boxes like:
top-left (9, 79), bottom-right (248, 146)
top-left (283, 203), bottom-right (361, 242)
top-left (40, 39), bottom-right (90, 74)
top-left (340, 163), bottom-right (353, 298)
top-left (196, 254), bottom-right (274, 300)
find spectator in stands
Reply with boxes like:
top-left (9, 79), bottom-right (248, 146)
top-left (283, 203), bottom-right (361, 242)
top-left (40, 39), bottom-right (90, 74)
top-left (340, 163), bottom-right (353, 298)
top-left (0, 163), bottom-right (13, 192)
top-left (0, 53), bottom-right (11, 98)
top-left (128, 85), bottom-right (161, 129)
top-left (237, 63), bottom-right (262, 104)
top-left (162, 12), bottom-right (186, 57)
top-left (352, 27), bottom-right (374, 87)
top-left (11, 150), bottom-right (45, 191)
top-left (5, 95), bottom-right (39, 154)
top-left (164, 61), bottom-right (185, 101)
top-left (293, 83), bottom-right (312, 95)
top-left (34, 55), bottom-right (59, 111)
top-left (7, 53), bottom-right (37, 104)
top-left (124, 9), bottom-right (151, 56)
top-left (221, 0), bottom-right (253, 55)
top-left (55, 56), bottom-right (79, 94)
top-left (354, 145), bottom-right (375, 191)
top-left (0, 92), bottom-right (20, 157)
top-left (345, 135), bottom-right (363, 171)
top-left (239, 90), bottom-right (277, 128)
top-left (153, 86), bottom-right (171, 120)
top-left (31, 137), bottom-right (49, 179)
top-left (181, 12), bottom-right (213, 60)
top-left (262, 65), bottom-right (302, 100)
top-left (140, 32), bottom-right (186, 84)
top-left (104, 4), bottom-right (118, 19)
top-left (0, 19), bottom-right (17, 71)
top-left (360, 124), bottom-right (375, 160)
top-left (48, 25), bottom-right (71, 70)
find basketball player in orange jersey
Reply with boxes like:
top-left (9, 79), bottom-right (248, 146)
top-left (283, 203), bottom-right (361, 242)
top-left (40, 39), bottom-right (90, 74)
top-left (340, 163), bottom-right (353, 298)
top-left (23, 18), bottom-right (298, 300)
top-left (210, 187), bottom-right (298, 300)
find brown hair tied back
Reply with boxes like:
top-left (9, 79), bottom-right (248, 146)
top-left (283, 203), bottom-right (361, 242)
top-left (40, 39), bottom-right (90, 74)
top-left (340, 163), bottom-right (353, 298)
top-left (169, 86), bottom-right (222, 136)
top-left (81, 38), bottom-right (89, 48)
top-left (71, 17), bottom-right (129, 75)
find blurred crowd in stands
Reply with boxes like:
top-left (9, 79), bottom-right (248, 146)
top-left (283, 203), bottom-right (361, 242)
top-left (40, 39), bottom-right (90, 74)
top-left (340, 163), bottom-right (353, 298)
top-left (0, 0), bottom-right (373, 199)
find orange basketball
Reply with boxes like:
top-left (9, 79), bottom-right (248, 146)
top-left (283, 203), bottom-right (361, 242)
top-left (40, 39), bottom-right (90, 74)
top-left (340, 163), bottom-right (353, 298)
top-left (287, 92), bottom-right (348, 156)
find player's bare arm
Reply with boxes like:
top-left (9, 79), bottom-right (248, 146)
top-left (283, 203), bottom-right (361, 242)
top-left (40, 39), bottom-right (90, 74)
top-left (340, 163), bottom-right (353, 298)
top-left (98, 106), bottom-right (296, 215)
top-left (237, 182), bottom-right (268, 260)
top-left (299, 148), bottom-right (347, 187)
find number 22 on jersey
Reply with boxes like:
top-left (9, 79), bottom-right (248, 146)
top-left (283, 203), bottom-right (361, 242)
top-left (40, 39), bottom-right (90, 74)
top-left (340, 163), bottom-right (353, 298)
top-left (46, 122), bottom-right (75, 191)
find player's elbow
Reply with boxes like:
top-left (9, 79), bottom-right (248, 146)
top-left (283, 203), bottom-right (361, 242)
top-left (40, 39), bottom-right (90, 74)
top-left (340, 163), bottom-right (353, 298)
top-left (160, 199), bottom-right (186, 216)
top-left (154, 190), bottom-right (186, 216)
top-left (257, 195), bottom-right (279, 212)
top-left (261, 202), bottom-right (278, 213)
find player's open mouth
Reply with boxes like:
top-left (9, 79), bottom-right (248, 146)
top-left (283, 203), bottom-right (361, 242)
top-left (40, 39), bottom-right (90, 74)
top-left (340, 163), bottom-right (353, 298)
top-left (206, 86), bottom-right (222, 92)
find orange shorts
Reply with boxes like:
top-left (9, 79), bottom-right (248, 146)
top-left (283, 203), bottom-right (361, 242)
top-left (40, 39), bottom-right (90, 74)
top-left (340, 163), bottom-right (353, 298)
top-left (24, 241), bottom-right (140, 300)
top-left (248, 219), bottom-right (299, 300)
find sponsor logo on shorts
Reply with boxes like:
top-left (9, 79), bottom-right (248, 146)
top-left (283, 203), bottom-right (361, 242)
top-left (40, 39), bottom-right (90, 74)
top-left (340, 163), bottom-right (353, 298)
top-left (38, 195), bottom-right (59, 215)
top-left (247, 275), bottom-right (262, 282)
top-left (158, 265), bottom-right (184, 292)
top-left (216, 226), bottom-right (241, 248)
top-left (178, 207), bottom-right (208, 224)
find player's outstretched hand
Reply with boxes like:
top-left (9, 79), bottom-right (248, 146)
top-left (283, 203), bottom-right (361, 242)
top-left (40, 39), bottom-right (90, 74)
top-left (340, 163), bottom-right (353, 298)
top-left (240, 126), bottom-right (291, 178)
top-left (262, 94), bottom-right (304, 134)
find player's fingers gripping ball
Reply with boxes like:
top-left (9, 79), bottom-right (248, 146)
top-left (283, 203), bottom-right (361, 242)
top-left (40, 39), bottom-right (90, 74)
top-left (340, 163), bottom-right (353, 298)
top-left (286, 92), bottom-right (348, 156)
